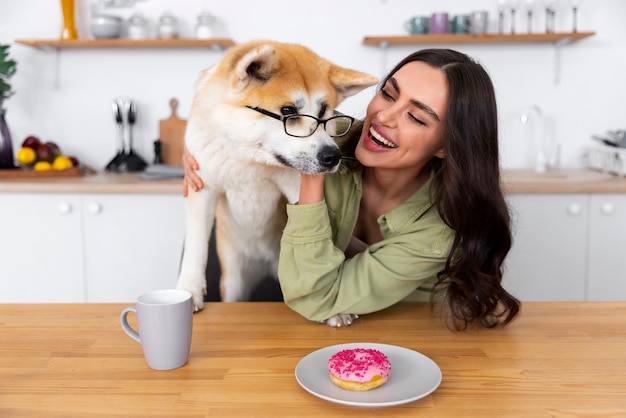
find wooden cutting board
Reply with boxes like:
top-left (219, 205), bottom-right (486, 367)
top-left (0, 166), bottom-right (84, 179)
top-left (159, 98), bottom-right (187, 167)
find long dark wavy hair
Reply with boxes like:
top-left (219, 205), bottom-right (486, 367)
top-left (353, 49), bottom-right (520, 330)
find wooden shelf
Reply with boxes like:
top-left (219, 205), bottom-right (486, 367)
top-left (14, 38), bottom-right (236, 51)
top-left (363, 32), bottom-right (595, 46)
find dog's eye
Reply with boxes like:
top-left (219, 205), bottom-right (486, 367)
top-left (280, 106), bottom-right (298, 116)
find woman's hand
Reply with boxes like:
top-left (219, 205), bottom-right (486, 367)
top-left (298, 173), bottom-right (325, 204)
top-left (182, 147), bottom-right (204, 197)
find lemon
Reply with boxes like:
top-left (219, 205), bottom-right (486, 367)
top-left (33, 161), bottom-right (52, 171)
top-left (52, 155), bottom-right (73, 171)
top-left (16, 147), bottom-right (37, 166)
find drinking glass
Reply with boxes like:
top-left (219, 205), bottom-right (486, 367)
top-left (544, 0), bottom-right (558, 33)
top-left (524, 0), bottom-right (536, 33)
top-left (496, 0), bottom-right (508, 34)
top-left (570, 0), bottom-right (581, 32)
top-left (509, 0), bottom-right (520, 34)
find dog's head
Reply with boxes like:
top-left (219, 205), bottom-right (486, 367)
top-left (192, 40), bottom-right (378, 174)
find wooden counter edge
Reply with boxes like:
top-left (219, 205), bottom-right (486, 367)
top-left (2, 169), bottom-right (626, 194)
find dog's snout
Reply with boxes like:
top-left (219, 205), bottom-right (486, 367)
top-left (318, 146), bottom-right (342, 169)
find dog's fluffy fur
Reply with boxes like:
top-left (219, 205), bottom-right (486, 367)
top-left (176, 40), bottom-right (377, 322)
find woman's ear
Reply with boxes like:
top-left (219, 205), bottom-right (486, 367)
top-left (434, 147), bottom-right (446, 159)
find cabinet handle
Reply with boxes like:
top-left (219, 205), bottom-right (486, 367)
top-left (601, 202), bottom-right (615, 215)
top-left (88, 202), bottom-right (103, 214)
top-left (567, 203), bottom-right (581, 215)
top-left (58, 202), bottom-right (72, 214)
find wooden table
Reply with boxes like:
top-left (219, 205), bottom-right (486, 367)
top-left (1, 302), bottom-right (625, 417)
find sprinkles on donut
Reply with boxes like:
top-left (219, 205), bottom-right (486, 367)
top-left (328, 348), bottom-right (391, 391)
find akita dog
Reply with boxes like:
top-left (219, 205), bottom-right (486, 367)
top-left (176, 40), bottom-right (377, 323)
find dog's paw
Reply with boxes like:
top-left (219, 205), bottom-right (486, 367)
top-left (318, 313), bottom-right (359, 327)
top-left (177, 282), bottom-right (206, 312)
top-left (191, 288), bottom-right (207, 312)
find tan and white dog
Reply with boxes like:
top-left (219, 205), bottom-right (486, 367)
top-left (176, 40), bottom-right (377, 325)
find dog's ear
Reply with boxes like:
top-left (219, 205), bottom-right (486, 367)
top-left (233, 44), bottom-right (279, 90)
top-left (329, 67), bottom-right (378, 102)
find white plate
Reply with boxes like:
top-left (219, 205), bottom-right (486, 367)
top-left (295, 342), bottom-right (442, 407)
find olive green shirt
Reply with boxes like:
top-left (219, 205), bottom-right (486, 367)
top-left (278, 166), bottom-right (455, 321)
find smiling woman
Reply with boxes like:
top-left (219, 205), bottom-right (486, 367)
top-left (278, 48), bottom-right (520, 330)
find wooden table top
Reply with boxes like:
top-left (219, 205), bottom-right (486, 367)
top-left (1, 302), bottom-right (625, 417)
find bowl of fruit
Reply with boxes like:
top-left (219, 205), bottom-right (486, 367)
top-left (7, 135), bottom-right (82, 178)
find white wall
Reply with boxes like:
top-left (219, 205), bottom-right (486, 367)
top-left (1, 0), bottom-right (625, 170)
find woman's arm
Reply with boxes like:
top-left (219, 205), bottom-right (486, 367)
top-left (182, 147), bottom-right (204, 197)
top-left (298, 173), bottom-right (325, 204)
top-left (278, 202), bottom-right (449, 321)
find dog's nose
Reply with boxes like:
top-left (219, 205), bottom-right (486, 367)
top-left (318, 146), bottom-right (342, 169)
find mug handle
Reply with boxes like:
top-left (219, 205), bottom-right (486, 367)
top-left (403, 20), bottom-right (412, 34)
top-left (120, 307), bottom-right (141, 343)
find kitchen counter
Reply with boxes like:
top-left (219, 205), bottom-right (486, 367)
top-left (0, 171), bottom-right (182, 194)
top-left (502, 169), bottom-right (626, 193)
top-left (1, 169), bottom-right (625, 195)
top-left (0, 301), bottom-right (625, 416)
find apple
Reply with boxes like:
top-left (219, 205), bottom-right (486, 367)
top-left (35, 143), bottom-right (55, 162)
top-left (44, 141), bottom-right (61, 157)
top-left (22, 135), bottom-right (41, 150)
top-left (67, 156), bottom-right (80, 167)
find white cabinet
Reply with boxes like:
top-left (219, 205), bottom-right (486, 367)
top-left (505, 194), bottom-right (588, 301)
top-left (0, 193), bottom-right (185, 303)
top-left (506, 193), bottom-right (626, 301)
top-left (587, 194), bottom-right (626, 300)
top-left (0, 194), bottom-right (86, 302)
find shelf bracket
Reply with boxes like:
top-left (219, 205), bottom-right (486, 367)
top-left (378, 41), bottom-right (389, 79)
top-left (53, 48), bottom-right (61, 90)
top-left (553, 37), bottom-right (572, 85)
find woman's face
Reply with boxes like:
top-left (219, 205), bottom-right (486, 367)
top-left (355, 61), bottom-right (448, 171)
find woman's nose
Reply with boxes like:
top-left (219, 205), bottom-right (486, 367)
top-left (377, 104), bottom-right (400, 126)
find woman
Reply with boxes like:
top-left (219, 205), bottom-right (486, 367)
top-left (185, 49), bottom-right (520, 330)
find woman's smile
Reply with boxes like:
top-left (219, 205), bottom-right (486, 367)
top-left (364, 126), bottom-right (398, 151)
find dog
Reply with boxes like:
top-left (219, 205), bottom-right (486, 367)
top-left (175, 40), bottom-right (378, 326)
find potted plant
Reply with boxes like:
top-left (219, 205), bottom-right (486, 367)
top-left (0, 44), bottom-right (17, 169)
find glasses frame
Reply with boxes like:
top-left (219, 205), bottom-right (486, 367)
top-left (246, 106), bottom-right (354, 138)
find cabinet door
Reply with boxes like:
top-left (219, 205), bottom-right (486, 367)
top-left (82, 194), bottom-right (185, 302)
top-left (504, 194), bottom-right (588, 301)
top-left (0, 193), bottom-right (85, 302)
top-left (587, 194), bottom-right (626, 300)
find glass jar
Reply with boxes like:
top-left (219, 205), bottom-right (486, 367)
top-left (157, 12), bottom-right (179, 39)
top-left (195, 11), bottom-right (214, 39)
top-left (127, 13), bottom-right (148, 40)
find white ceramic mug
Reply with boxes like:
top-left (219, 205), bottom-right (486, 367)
top-left (120, 289), bottom-right (193, 370)
top-left (469, 10), bottom-right (489, 34)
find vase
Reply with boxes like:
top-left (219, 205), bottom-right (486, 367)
top-left (60, 0), bottom-right (78, 40)
top-left (0, 108), bottom-right (15, 169)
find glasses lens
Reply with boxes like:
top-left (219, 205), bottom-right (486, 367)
top-left (285, 115), bottom-right (319, 137)
top-left (325, 116), bottom-right (353, 137)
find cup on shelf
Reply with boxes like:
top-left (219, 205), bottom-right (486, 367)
top-left (404, 16), bottom-right (430, 35)
top-left (127, 13), bottom-right (149, 40)
top-left (451, 14), bottom-right (470, 34)
top-left (195, 11), bottom-right (215, 39)
top-left (430, 12), bottom-right (450, 34)
top-left (157, 12), bottom-right (179, 39)
top-left (469, 10), bottom-right (489, 34)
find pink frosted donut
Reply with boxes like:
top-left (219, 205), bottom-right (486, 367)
top-left (328, 348), bottom-right (391, 391)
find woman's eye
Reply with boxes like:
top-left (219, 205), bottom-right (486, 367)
top-left (408, 113), bottom-right (426, 126)
top-left (281, 106), bottom-right (298, 116)
top-left (380, 88), bottom-right (394, 100)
